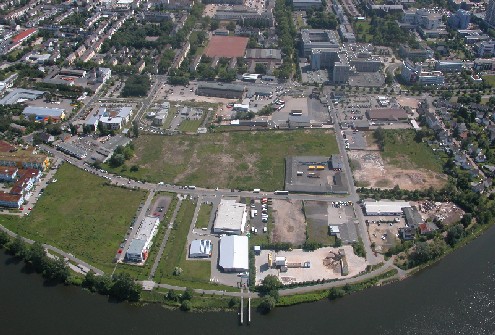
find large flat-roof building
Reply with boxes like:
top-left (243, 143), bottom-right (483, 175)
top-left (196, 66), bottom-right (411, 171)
top-left (301, 29), bottom-right (339, 57)
top-left (366, 108), bottom-right (409, 122)
top-left (22, 106), bottom-right (65, 122)
top-left (213, 199), bottom-right (247, 235)
top-left (218, 235), bottom-right (249, 272)
top-left (196, 83), bottom-right (244, 99)
top-left (0, 88), bottom-right (44, 105)
top-left (363, 200), bottom-right (411, 216)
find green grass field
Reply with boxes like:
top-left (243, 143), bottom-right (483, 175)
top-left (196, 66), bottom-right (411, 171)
top-left (178, 120), bottom-right (202, 132)
top-left (155, 198), bottom-right (211, 284)
top-left (114, 129), bottom-right (338, 191)
top-left (306, 218), bottom-right (336, 246)
top-left (0, 164), bottom-right (146, 274)
top-left (482, 75), bottom-right (495, 88)
top-left (381, 130), bottom-right (443, 173)
top-left (195, 203), bottom-right (212, 229)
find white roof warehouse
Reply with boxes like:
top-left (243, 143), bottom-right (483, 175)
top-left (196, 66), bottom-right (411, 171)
top-left (219, 235), bottom-right (249, 273)
top-left (363, 200), bottom-right (411, 216)
top-left (213, 199), bottom-right (247, 235)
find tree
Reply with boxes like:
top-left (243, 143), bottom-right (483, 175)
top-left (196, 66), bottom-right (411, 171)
top-left (8, 235), bottom-right (28, 259)
top-left (29, 242), bottom-right (47, 273)
top-left (109, 154), bottom-right (125, 168)
top-left (0, 230), bottom-right (10, 248)
top-left (228, 297), bottom-right (238, 308)
top-left (182, 287), bottom-right (194, 301)
top-left (167, 289), bottom-right (178, 301)
top-left (111, 272), bottom-right (141, 301)
top-left (446, 224), bottom-right (465, 246)
top-left (226, 21), bottom-right (236, 32)
top-left (260, 275), bottom-right (282, 294)
top-left (132, 121), bottom-right (139, 138)
top-left (43, 257), bottom-right (70, 283)
top-left (255, 63), bottom-right (267, 75)
top-left (460, 213), bottom-right (472, 228)
top-left (258, 296), bottom-right (276, 313)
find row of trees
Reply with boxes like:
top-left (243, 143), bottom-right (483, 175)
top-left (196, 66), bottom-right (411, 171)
top-left (0, 233), bottom-right (70, 283)
top-left (82, 271), bottom-right (142, 302)
top-left (273, 0), bottom-right (297, 80)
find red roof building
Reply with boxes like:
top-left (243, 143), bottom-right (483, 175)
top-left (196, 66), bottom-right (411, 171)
top-left (11, 28), bottom-right (37, 44)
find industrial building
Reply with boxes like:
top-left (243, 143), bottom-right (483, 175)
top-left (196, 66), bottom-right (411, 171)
top-left (218, 235), bottom-right (249, 272)
top-left (330, 155), bottom-right (343, 171)
top-left (366, 108), bottom-right (409, 122)
top-left (213, 199), bottom-right (247, 235)
top-left (363, 200), bottom-right (411, 216)
top-left (0, 88), bottom-right (44, 105)
top-left (196, 83), bottom-right (244, 99)
top-left (125, 216), bottom-right (160, 263)
top-left (22, 106), bottom-right (66, 122)
top-left (403, 207), bottom-right (423, 229)
top-left (189, 239), bottom-right (212, 258)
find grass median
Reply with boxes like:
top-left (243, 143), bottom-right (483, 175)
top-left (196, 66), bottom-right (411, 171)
top-left (155, 198), bottom-right (211, 284)
top-left (0, 163), bottom-right (146, 274)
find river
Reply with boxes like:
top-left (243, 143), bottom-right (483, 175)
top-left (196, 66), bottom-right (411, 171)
top-left (1, 227), bottom-right (494, 335)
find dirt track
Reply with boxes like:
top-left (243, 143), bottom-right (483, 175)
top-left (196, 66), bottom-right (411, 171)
top-left (271, 200), bottom-right (306, 245)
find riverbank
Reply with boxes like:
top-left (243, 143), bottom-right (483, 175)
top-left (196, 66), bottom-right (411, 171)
top-left (1, 215), bottom-right (494, 313)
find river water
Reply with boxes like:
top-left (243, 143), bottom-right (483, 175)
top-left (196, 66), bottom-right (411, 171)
top-left (1, 227), bottom-right (495, 335)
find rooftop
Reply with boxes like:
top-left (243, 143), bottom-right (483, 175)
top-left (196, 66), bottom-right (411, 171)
top-left (214, 199), bottom-right (247, 233)
top-left (219, 235), bottom-right (249, 271)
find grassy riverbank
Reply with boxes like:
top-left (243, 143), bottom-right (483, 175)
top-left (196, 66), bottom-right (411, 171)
top-left (0, 164), bottom-right (145, 274)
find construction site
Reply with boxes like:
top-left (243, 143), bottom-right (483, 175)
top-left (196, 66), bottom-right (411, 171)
top-left (254, 246), bottom-right (367, 285)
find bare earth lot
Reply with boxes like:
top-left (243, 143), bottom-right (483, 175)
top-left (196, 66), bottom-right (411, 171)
top-left (271, 199), bottom-right (306, 245)
top-left (255, 246), bottom-right (368, 285)
top-left (349, 151), bottom-right (447, 190)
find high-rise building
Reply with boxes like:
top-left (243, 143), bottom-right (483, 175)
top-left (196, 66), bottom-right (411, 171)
top-left (486, 0), bottom-right (495, 26)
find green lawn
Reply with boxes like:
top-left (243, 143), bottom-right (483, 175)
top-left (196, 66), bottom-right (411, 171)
top-left (113, 129), bottom-right (338, 191)
top-left (179, 119), bottom-right (202, 132)
top-left (354, 20), bottom-right (372, 43)
top-left (381, 130), bottom-right (443, 173)
top-left (155, 198), bottom-right (211, 283)
top-left (306, 218), bottom-right (336, 246)
top-left (0, 164), bottom-right (146, 274)
top-left (195, 203), bottom-right (212, 229)
top-left (482, 75), bottom-right (495, 88)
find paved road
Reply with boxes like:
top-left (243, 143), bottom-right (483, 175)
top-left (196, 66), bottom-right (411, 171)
top-left (116, 189), bottom-right (156, 262)
top-left (329, 107), bottom-right (379, 264)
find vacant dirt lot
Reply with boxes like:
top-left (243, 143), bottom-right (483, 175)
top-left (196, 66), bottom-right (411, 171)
top-left (255, 246), bottom-right (368, 285)
top-left (271, 199), bottom-right (306, 245)
top-left (349, 151), bottom-right (447, 190)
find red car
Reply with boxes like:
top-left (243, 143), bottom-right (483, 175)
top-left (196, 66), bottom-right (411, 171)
top-left (28, 207), bottom-right (32, 210)
top-left (19, 207), bottom-right (24, 210)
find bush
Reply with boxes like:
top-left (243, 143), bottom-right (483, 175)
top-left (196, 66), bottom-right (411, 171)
top-left (328, 287), bottom-right (345, 300)
top-left (258, 296), bottom-right (276, 314)
top-left (180, 300), bottom-right (192, 311)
